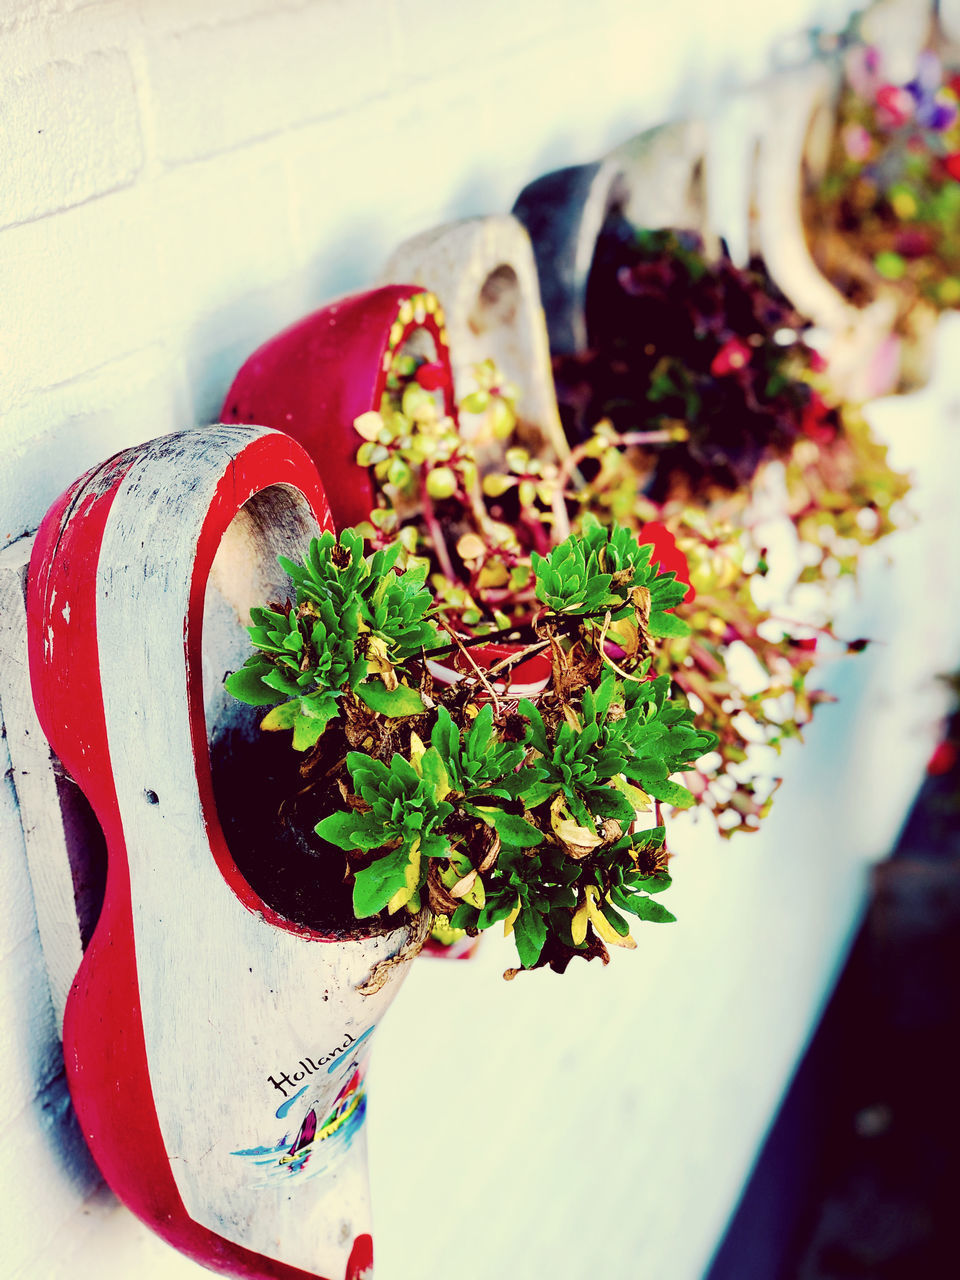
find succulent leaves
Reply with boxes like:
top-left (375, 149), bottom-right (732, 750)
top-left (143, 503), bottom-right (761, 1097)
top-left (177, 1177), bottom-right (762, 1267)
top-left (225, 521), bottom-right (719, 973)
top-left (224, 529), bottom-right (437, 748)
top-left (531, 514), bottom-right (690, 639)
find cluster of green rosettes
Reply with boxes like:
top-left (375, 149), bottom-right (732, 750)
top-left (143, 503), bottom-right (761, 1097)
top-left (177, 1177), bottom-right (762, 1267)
top-left (531, 517), bottom-right (690, 639)
top-left (225, 531), bottom-right (436, 750)
top-left (226, 522), bottom-right (715, 973)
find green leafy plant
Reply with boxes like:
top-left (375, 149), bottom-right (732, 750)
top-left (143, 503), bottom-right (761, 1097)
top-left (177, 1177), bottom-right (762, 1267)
top-left (227, 519), bottom-right (717, 975)
top-left (225, 530), bottom-right (436, 749)
top-left (349, 332), bottom-right (906, 851)
top-left (531, 513), bottom-right (690, 639)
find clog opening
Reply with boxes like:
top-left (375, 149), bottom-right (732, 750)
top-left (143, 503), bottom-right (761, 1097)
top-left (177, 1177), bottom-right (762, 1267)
top-left (203, 482), bottom-right (398, 938)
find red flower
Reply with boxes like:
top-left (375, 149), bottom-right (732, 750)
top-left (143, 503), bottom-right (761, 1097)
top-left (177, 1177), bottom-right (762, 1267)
top-left (875, 83), bottom-right (914, 128)
top-left (927, 739), bottom-right (958, 776)
top-left (801, 392), bottom-right (837, 446)
top-left (945, 152), bottom-right (960, 182)
top-left (808, 349), bottom-right (827, 374)
top-left (710, 338), bottom-right (751, 377)
top-left (637, 521), bottom-right (694, 601)
top-left (414, 361), bottom-right (448, 391)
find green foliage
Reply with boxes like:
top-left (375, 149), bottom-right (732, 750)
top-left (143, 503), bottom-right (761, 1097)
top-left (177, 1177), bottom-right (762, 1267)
top-left (808, 56), bottom-right (960, 319)
top-left (227, 515), bottom-right (721, 977)
top-left (316, 749), bottom-right (454, 918)
top-left (279, 529), bottom-right (437, 665)
top-left (531, 514), bottom-right (690, 638)
top-left (430, 705), bottom-right (528, 799)
top-left (224, 531), bottom-right (437, 749)
top-left (515, 672), bottom-right (713, 826)
top-left (317, 664), bottom-right (716, 971)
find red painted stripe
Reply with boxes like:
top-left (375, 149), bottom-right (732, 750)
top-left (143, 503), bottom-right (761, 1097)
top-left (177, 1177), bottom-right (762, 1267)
top-left (186, 431), bottom-right (344, 940)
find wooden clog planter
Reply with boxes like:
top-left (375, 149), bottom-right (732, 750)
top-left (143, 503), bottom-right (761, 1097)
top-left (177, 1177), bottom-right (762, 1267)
top-left (222, 285), bottom-right (457, 531)
top-left (511, 96), bottom-right (905, 404)
top-left (380, 214), bottom-right (569, 462)
top-left (222, 286), bottom-right (546, 957)
top-left (511, 135), bottom-right (708, 361)
top-left (27, 425), bottom-right (419, 1280)
top-left (512, 159), bottom-right (632, 356)
top-left (608, 118), bottom-right (711, 248)
top-left (707, 59), bottom-right (904, 402)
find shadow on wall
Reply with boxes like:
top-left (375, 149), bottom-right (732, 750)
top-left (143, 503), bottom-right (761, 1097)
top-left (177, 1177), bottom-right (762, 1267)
top-left (187, 276), bottom-right (310, 427)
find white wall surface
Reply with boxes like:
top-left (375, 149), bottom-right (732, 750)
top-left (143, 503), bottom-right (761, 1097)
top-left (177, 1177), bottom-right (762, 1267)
top-left (2, 1), bottom-right (910, 1278)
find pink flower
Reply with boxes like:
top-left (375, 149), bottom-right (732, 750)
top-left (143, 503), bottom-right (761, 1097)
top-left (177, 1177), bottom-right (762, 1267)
top-left (842, 123), bottom-right (873, 162)
top-left (894, 227), bottom-right (934, 259)
top-left (710, 338), bottom-right (751, 377)
top-left (875, 84), bottom-right (915, 128)
top-left (846, 45), bottom-right (883, 100)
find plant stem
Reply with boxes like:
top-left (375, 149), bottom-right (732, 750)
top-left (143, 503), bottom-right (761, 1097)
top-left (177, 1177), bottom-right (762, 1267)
top-left (425, 606), bottom-right (611, 660)
top-left (435, 617), bottom-right (503, 714)
top-left (420, 471), bottom-right (457, 582)
top-left (483, 640), bottom-right (551, 678)
top-left (551, 429), bottom-right (675, 541)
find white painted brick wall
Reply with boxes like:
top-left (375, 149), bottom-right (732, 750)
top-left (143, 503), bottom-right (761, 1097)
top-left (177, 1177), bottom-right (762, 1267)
top-left (143, 0), bottom-right (393, 164)
top-left (0, 0), bottom-right (865, 1275)
top-left (0, 48), bottom-right (143, 229)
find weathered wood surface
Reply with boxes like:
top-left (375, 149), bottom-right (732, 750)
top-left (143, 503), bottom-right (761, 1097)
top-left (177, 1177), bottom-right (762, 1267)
top-left (380, 214), bottom-right (569, 462)
top-left (860, 0), bottom-right (935, 82)
top-left (940, 0), bottom-right (960, 51)
top-left (27, 424), bottom-right (417, 1279)
top-left (512, 129), bottom-right (712, 360)
top-left (221, 285), bottom-right (457, 531)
